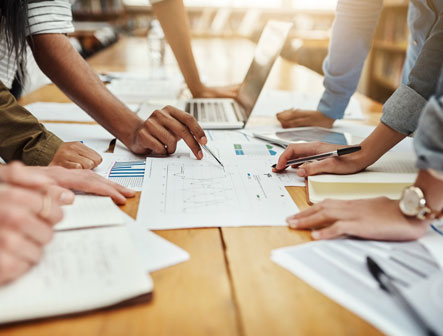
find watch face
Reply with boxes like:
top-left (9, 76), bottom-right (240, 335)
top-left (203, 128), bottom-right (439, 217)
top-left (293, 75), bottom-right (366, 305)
top-left (400, 187), bottom-right (422, 216)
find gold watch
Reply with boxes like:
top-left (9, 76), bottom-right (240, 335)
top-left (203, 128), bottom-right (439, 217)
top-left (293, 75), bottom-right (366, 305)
top-left (399, 186), bottom-right (443, 220)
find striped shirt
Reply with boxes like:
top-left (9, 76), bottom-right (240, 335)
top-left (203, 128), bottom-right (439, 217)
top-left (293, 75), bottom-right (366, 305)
top-left (0, 0), bottom-right (74, 89)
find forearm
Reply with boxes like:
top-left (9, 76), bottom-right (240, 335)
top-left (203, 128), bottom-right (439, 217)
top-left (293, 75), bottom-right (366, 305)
top-left (152, 0), bottom-right (204, 96)
top-left (29, 34), bottom-right (142, 149)
top-left (357, 122), bottom-right (406, 167)
top-left (318, 0), bottom-right (383, 119)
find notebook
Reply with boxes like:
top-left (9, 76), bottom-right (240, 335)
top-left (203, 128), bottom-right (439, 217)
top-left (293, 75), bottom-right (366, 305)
top-left (0, 196), bottom-right (153, 325)
top-left (307, 153), bottom-right (417, 203)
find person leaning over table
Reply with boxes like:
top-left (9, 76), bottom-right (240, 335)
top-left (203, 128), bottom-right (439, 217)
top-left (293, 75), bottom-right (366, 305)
top-left (273, 3), bottom-right (443, 180)
top-left (0, 161), bottom-right (136, 285)
top-left (0, 0), bottom-right (208, 169)
top-left (276, 0), bottom-right (442, 129)
top-left (274, 68), bottom-right (443, 241)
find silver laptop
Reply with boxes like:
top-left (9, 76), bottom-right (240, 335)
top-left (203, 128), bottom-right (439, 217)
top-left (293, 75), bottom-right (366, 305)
top-left (183, 21), bottom-right (292, 129)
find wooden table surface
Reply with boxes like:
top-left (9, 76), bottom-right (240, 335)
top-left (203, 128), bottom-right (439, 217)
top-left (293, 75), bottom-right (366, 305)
top-left (4, 37), bottom-right (383, 336)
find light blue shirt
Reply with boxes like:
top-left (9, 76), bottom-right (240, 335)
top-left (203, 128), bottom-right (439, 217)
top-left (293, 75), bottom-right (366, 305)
top-left (318, 0), bottom-right (442, 120)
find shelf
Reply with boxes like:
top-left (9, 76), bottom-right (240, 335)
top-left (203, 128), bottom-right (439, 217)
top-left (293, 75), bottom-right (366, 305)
top-left (373, 40), bottom-right (407, 52)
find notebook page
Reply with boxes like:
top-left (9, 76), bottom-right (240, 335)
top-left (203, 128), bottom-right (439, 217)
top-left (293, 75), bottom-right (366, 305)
top-left (309, 153), bottom-right (417, 184)
top-left (55, 195), bottom-right (126, 231)
top-left (0, 226), bottom-right (152, 324)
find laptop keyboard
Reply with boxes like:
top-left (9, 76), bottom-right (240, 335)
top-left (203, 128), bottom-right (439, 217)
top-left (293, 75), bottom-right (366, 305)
top-left (186, 102), bottom-right (229, 123)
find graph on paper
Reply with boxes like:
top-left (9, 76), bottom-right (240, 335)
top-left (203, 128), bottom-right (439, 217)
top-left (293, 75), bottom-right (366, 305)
top-left (108, 161), bottom-right (145, 191)
top-left (137, 157), bottom-right (298, 229)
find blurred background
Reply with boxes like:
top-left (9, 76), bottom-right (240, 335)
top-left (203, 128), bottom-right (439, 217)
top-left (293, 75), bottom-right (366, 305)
top-left (50, 0), bottom-right (409, 103)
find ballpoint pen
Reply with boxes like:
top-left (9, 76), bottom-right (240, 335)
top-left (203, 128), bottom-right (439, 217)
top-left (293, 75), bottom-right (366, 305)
top-left (271, 145), bottom-right (361, 169)
top-left (366, 257), bottom-right (438, 336)
top-left (201, 144), bottom-right (224, 168)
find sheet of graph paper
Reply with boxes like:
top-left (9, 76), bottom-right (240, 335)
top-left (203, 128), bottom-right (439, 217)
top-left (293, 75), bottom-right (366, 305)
top-left (137, 155), bottom-right (299, 229)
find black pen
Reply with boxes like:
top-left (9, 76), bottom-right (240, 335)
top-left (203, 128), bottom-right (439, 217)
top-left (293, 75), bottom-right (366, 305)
top-left (366, 257), bottom-right (438, 336)
top-left (202, 144), bottom-right (224, 168)
top-left (271, 145), bottom-right (361, 169)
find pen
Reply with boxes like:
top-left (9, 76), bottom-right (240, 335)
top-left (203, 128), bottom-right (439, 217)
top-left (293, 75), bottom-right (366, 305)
top-left (271, 145), bottom-right (361, 169)
top-left (366, 257), bottom-right (438, 336)
top-left (201, 144), bottom-right (224, 168)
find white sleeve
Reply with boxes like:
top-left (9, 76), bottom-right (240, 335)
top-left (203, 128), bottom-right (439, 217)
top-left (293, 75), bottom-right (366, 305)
top-left (27, 0), bottom-right (74, 36)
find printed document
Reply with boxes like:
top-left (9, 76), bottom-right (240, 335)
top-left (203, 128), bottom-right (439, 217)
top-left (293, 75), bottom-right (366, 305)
top-left (137, 155), bottom-right (299, 229)
top-left (272, 235), bottom-right (443, 336)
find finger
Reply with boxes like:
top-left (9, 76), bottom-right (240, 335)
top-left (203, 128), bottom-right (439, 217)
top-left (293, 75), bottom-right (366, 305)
top-left (0, 251), bottom-right (32, 285)
top-left (72, 142), bottom-right (103, 167)
top-left (286, 203), bottom-right (322, 222)
top-left (45, 185), bottom-right (75, 205)
top-left (0, 229), bottom-right (43, 264)
top-left (145, 119), bottom-right (178, 154)
top-left (70, 153), bottom-right (96, 170)
top-left (311, 221), bottom-right (350, 240)
top-left (0, 187), bottom-right (63, 225)
top-left (0, 162), bottom-right (54, 188)
top-left (138, 125), bottom-right (168, 155)
top-left (276, 109), bottom-right (296, 121)
top-left (297, 158), bottom-right (336, 177)
top-left (158, 114), bottom-right (203, 159)
top-left (287, 210), bottom-right (333, 230)
top-left (274, 144), bottom-right (318, 171)
top-left (166, 106), bottom-right (207, 145)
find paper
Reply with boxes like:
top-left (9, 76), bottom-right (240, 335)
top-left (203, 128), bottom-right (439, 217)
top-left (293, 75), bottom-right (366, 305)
top-left (43, 123), bottom-right (114, 152)
top-left (252, 90), bottom-right (364, 120)
top-left (0, 226), bottom-right (152, 324)
top-left (26, 102), bottom-right (139, 122)
top-left (272, 238), bottom-right (443, 336)
top-left (420, 224), bottom-right (443, 269)
top-left (124, 214), bottom-right (190, 272)
top-left (56, 195), bottom-right (126, 231)
top-left (137, 155), bottom-right (299, 230)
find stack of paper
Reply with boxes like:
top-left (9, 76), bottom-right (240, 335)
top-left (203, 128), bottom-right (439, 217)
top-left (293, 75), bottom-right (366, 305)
top-left (272, 233), bottom-right (443, 335)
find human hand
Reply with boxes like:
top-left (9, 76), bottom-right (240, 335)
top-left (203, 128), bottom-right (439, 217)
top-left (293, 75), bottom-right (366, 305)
top-left (277, 109), bottom-right (334, 128)
top-left (0, 162), bottom-right (75, 205)
top-left (273, 142), bottom-right (369, 177)
top-left (193, 84), bottom-right (240, 99)
top-left (35, 166), bottom-right (136, 205)
top-left (0, 184), bottom-right (64, 285)
top-left (130, 105), bottom-right (207, 159)
top-left (50, 142), bottom-right (103, 169)
top-left (286, 197), bottom-right (428, 241)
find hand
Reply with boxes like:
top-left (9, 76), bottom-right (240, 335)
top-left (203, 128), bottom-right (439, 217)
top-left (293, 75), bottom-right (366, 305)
top-left (35, 167), bottom-right (136, 205)
top-left (130, 105), bottom-right (207, 159)
top-left (286, 197), bottom-right (428, 241)
top-left (277, 109), bottom-right (334, 128)
top-left (50, 142), bottom-right (103, 169)
top-left (0, 184), bottom-right (64, 285)
top-left (193, 84), bottom-right (240, 99)
top-left (273, 142), bottom-right (369, 177)
top-left (0, 162), bottom-right (75, 204)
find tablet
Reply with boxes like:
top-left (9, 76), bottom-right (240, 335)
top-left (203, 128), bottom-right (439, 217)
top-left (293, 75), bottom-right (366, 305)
top-left (253, 127), bottom-right (363, 146)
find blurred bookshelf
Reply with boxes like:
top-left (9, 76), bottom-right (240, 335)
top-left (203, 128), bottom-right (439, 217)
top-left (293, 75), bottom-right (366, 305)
top-left (366, 0), bottom-right (408, 103)
top-left (72, 0), bottom-right (125, 21)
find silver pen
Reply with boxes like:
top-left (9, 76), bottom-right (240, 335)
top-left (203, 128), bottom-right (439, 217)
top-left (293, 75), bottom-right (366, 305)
top-left (201, 144), bottom-right (224, 168)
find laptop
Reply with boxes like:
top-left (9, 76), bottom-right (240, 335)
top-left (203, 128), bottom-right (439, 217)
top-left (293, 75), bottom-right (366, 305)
top-left (181, 20), bottom-right (292, 129)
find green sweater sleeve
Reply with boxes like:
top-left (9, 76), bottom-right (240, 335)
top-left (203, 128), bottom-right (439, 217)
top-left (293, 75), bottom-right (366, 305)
top-left (0, 81), bottom-right (62, 165)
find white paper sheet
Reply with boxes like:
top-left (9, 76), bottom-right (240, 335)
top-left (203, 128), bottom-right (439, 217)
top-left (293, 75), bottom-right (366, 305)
top-left (124, 214), bottom-right (190, 272)
top-left (271, 238), bottom-right (443, 336)
top-left (0, 226), bottom-right (152, 324)
top-left (56, 195), bottom-right (126, 231)
top-left (43, 123), bottom-right (114, 152)
top-left (252, 90), bottom-right (364, 120)
top-left (420, 224), bottom-right (443, 269)
top-left (26, 102), bottom-right (139, 122)
top-left (137, 155), bottom-right (299, 230)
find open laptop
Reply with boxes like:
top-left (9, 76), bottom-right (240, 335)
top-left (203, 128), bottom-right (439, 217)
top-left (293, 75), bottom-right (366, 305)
top-left (182, 20), bottom-right (292, 129)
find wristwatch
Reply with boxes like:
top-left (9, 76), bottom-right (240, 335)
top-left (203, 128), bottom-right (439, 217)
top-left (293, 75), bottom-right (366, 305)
top-left (399, 186), bottom-right (443, 220)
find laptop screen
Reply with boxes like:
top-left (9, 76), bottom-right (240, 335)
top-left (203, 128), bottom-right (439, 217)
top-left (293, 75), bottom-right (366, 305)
top-left (236, 21), bottom-right (292, 118)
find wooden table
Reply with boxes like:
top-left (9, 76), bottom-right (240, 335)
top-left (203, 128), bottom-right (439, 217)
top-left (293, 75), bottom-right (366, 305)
top-left (4, 37), bottom-right (383, 336)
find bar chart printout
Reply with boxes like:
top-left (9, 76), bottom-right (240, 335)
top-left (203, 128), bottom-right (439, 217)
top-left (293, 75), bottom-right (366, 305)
top-left (108, 161), bottom-right (145, 191)
top-left (137, 157), bottom-right (298, 229)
